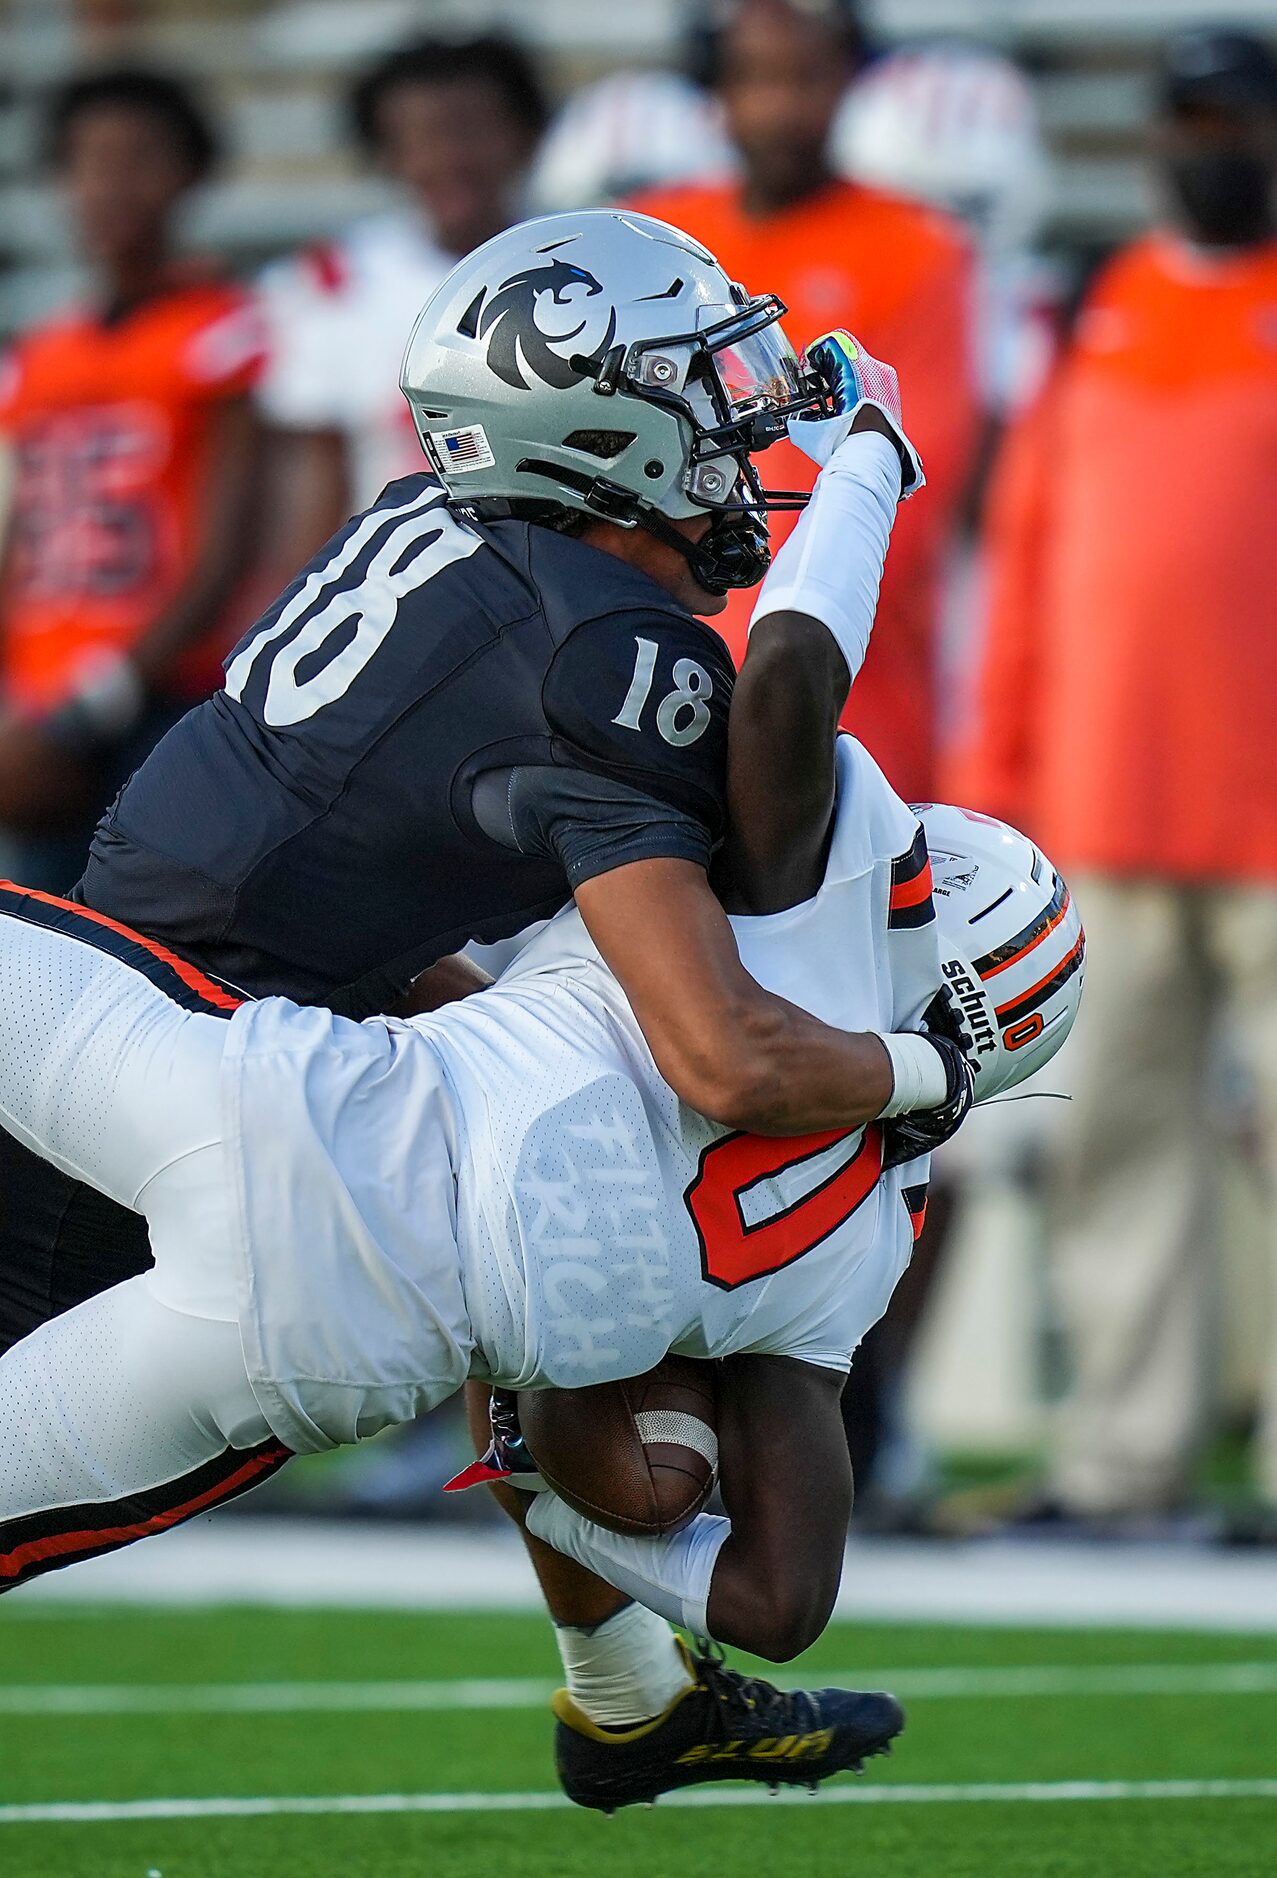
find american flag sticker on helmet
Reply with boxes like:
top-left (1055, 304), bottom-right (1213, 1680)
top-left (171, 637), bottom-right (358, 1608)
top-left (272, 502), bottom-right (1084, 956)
top-left (433, 425), bottom-right (496, 473)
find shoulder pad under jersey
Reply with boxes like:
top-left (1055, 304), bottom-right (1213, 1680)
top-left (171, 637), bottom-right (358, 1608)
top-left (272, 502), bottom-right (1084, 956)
top-left (542, 609), bottom-right (735, 838)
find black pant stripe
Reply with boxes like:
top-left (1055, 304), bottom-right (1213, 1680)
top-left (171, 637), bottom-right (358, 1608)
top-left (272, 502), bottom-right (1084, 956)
top-left (0, 1437), bottom-right (291, 1593)
top-left (0, 881), bottom-right (241, 1019)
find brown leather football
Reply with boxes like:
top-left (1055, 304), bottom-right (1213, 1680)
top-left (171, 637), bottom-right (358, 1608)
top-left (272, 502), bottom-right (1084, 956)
top-left (518, 1354), bottom-right (718, 1538)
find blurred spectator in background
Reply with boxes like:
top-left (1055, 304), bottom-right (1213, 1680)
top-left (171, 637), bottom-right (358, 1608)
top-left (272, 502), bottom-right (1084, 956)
top-left (633, 0), bottom-right (978, 801)
top-left (529, 67), bottom-right (734, 211)
top-left (823, 44), bottom-right (1061, 1524)
top-left (953, 27), bottom-right (1277, 1530)
top-left (627, 0), bottom-right (977, 1515)
top-left (836, 41), bottom-right (1058, 504)
top-left (257, 34), bottom-right (547, 579)
top-left (837, 38), bottom-right (1059, 563)
top-left (0, 68), bottom-right (264, 892)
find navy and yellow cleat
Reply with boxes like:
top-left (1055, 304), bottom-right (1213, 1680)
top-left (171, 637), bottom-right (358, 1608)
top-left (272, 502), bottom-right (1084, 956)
top-left (553, 1639), bottom-right (904, 1812)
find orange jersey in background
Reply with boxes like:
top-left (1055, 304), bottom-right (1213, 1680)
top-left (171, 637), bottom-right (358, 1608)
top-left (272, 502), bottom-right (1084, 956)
top-left (0, 279), bottom-right (266, 713)
top-left (630, 179), bottom-right (979, 800)
top-left (951, 232), bottom-right (1277, 883)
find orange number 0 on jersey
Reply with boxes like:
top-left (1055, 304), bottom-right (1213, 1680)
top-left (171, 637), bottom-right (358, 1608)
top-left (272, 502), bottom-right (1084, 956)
top-left (685, 1124), bottom-right (884, 1291)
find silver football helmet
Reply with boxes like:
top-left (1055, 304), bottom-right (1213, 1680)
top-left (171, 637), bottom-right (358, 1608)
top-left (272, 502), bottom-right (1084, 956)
top-left (399, 209), bottom-right (824, 592)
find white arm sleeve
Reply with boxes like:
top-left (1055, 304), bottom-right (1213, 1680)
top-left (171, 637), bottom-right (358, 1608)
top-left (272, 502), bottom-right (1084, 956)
top-left (748, 431), bottom-right (902, 685)
top-left (526, 1493), bottom-right (730, 1638)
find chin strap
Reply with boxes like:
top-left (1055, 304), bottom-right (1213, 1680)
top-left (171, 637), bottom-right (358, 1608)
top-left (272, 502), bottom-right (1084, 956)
top-left (636, 505), bottom-right (772, 596)
top-left (511, 456), bottom-right (773, 595)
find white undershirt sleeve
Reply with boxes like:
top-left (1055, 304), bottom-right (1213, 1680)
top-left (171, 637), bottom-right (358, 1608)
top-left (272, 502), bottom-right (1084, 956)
top-left (526, 1492), bottom-right (730, 1638)
top-left (748, 430), bottom-right (903, 687)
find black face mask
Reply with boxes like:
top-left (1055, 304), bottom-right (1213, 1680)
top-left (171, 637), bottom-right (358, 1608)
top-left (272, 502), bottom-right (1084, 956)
top-left (1166, 148), bottom-right (1276, 246)
top-left (638, 504), bottom-right (772, 596)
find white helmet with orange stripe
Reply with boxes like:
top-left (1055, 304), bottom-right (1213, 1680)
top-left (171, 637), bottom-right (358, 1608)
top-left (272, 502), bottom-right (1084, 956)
top-left (917, 804), bottom-right (1084, 1100)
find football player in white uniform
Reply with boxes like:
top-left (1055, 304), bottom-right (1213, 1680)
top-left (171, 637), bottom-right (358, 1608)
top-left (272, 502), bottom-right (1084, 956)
top-left (0, 333), bottom-right (1081, 1806)
top-left (835, 43), bottom-right (1057, 422)
top-left (529, 69), bottom-right (735, 212)
top-left (257, 35), bottom-right (547, 572)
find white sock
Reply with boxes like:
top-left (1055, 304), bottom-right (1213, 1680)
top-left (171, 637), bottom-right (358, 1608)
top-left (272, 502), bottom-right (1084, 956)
top-left (555, 1599), bottom-right (694, 1728)
top-left (527, 1493), bottom-right (730, 1638)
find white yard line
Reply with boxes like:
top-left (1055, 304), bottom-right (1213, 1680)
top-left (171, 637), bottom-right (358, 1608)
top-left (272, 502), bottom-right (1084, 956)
top-left (4, 1779), bottom-right (1277, 1825)
top-left (0, 1677), bottom-right (557, 1716)
top-left (4, 1660), bottom-right (1277, 1716)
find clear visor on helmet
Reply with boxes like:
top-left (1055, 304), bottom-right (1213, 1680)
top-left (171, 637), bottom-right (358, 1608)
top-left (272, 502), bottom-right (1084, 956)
top-left (709, 319), bottom-right (807, 418)
top-left (623, 294), bottom-right (823, 514)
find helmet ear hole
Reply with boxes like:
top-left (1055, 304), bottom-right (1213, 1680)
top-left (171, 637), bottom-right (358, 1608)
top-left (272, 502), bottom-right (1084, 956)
top-left (1004, 1014), bottom-right (1046, 1052)
top-left (560, 429), bottom-right (637, 460)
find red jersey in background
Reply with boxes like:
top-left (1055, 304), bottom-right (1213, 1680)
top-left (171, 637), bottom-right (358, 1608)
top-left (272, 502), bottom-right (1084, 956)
top-left (0, 278), bottom-right (266, 713)
top-left (630, 178), bottom-right (979, 800)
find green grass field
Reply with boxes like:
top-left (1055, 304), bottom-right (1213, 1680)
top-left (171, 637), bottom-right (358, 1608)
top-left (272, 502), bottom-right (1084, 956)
top-left (2, 1603), bottom-right (1275, 1877)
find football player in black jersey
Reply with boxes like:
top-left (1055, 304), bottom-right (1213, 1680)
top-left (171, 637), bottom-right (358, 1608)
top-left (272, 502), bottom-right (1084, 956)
top-left (0, 215), bottom-right (926, 1803)
top-left (3, 211), bottom-right (906, 1339)
top-left (0, 286), bottom-right (993, 1806)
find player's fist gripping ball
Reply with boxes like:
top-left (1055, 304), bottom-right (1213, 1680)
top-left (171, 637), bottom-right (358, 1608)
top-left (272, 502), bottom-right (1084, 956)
top-left (518, 1356), bottom-right (718, 1537)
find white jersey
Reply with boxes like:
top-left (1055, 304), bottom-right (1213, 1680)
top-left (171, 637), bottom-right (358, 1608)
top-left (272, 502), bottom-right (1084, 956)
top-left (223, 738), bottom-right (942, 1453)
top-left (528, 72), bottom-right (735, 212)
top-left (256, 210), bottom-right (452, 508)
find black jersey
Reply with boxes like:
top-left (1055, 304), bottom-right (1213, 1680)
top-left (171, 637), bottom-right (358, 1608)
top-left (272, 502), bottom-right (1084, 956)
top-left (79, 475), bottom-right (735, 1017)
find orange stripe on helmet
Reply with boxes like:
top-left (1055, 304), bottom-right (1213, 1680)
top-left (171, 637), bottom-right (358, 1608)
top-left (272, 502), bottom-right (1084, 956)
top-left (980, 889), bottom-right (1072, 981)
top-left (994, 931), bottom-right (1085, 1021)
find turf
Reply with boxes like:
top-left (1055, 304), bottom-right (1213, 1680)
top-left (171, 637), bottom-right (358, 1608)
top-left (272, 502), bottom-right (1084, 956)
top-left (3, 1605), bottom-right (1275, 1877)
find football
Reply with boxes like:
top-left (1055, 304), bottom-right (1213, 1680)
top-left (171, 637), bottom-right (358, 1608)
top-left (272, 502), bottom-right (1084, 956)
top-left (517, 1354), bottom-right (719, 1538)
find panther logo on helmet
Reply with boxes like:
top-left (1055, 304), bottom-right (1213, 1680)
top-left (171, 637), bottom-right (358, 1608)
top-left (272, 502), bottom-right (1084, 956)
top-left (477, 258), bottom-right (618, 393)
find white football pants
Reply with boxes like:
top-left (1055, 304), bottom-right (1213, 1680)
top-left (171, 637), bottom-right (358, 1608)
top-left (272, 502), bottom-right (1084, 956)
top-left (0, 889), bottom-right (726, 1636)
top-left (0, 889), bottom-right (288, 1592)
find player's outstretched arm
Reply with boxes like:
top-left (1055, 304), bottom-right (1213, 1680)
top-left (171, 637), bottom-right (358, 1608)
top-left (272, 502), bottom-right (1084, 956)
top-left (575, 857), bottom-right (892, 1135)
top-left (721, 335), bottom-right (922, 912)
top-left (720, 608), bottom-right (849, 914)
top-left (526, 1354), bottom-right (851, 1662)
top-left (578, 857), bottom-right (970, 1139)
